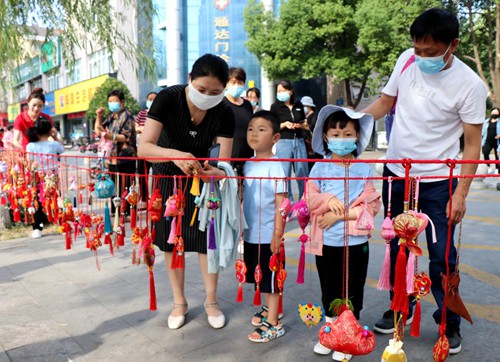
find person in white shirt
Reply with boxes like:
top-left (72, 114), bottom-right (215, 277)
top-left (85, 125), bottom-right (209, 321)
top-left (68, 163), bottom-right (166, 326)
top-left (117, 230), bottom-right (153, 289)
top-left (362, 8), bottom-right (488, 355)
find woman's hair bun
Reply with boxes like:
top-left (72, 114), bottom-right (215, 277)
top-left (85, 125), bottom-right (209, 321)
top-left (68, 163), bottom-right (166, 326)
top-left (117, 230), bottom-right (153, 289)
top-left (32, 87), bottom-right (44, 94)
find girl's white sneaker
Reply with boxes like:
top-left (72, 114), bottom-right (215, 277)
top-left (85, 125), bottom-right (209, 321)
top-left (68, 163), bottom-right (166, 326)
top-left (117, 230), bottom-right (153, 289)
top-left (313, 342), bottom-right (332, 355)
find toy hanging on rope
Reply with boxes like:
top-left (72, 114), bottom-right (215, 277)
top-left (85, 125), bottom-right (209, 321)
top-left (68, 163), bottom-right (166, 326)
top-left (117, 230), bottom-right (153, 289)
top-left (148, 187), bottom-right (163, 240)
top-left (206, 176), bottom-right (221, 250)
top-left (297, 303), bottom-right (324, 329)
top-left (287, 194), bottom-right (309, 284)
top-left (126, 183), bottom-right (139, 229)
top-left (378, 176), bottom-right (396, 290)
top-left (164, 177), bottom-right (187, 269)
top-left (59, 200), bottom-right (75, 249)
top-left (131, 226), bottom-right (157, 311)
top-left (112, 174), bottom-right (123, 249)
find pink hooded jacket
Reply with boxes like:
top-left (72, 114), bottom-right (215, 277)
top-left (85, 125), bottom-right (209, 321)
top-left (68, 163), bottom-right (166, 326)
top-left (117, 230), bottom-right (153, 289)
top-left (306, 179), bottom-right (381, 256)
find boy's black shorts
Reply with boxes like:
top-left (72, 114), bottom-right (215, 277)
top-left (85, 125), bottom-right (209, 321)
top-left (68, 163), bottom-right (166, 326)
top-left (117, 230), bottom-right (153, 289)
top-left (244, 241), bottom-right (285, 294)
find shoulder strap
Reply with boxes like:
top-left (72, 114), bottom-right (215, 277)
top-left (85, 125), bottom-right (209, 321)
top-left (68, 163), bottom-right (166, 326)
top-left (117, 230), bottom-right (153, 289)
top-left (391, 55), bottom-right (416, 112)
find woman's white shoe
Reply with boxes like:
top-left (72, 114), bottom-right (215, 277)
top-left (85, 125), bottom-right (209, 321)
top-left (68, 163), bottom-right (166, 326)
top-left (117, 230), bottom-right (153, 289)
top-left (313, 342), bottom-right (332, 355)
top-left (205, 301), bottom-right (225, 329)
top-left (167, 303), bottom-right (188, 330)
top-left (332, 351), bottom-right (352, 361)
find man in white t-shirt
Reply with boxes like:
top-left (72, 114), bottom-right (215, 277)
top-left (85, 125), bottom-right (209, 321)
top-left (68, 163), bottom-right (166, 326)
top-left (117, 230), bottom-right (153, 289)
top-left (362, 8), bottom-right (488, 355)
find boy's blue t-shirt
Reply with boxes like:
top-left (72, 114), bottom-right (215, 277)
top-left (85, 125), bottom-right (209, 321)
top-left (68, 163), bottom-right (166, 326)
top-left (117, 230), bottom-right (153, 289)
top-left (309, 161), bottom-right (372, 247)
top-left (243, 157), bottom-right (287, 244)
top-left (27, 141), bottom-right (65, 165)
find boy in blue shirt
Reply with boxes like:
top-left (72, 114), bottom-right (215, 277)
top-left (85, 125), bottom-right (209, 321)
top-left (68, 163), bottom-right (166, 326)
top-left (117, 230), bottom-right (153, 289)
top-left (243, 111), bottom-right (287, 343)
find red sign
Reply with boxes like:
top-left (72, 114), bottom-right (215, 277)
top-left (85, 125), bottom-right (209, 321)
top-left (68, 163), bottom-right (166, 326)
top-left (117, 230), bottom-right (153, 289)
top-left (67, 111), bottom-right (86, 119)
top-left (215, 0), bottom-right (229, 11)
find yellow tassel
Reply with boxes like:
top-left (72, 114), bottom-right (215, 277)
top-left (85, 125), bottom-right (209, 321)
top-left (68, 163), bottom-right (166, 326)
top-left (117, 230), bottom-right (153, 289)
top-left (190, 207), bottom-right (198, 227)
top-left (190, 176), bottom-right (200, 196)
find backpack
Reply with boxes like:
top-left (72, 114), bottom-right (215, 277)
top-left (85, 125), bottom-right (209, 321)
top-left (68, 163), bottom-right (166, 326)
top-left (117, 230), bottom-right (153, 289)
top-left (384, 55), bottom-right (416, 143)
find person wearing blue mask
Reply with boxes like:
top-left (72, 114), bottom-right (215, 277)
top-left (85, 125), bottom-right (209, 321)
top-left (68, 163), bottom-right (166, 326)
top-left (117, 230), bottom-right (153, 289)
top-left (270, 80), bottom-right (308, 202)
top-left (224, 67), bottom-right (254, 176)
top-left (307, 106), bottom-right (381, 361)
top-left (246, 87), bottom-right (262, 113)
top-left (95, 89), bottom-right (137, 215)
top-left (362, 8), bottom-right (488, 355)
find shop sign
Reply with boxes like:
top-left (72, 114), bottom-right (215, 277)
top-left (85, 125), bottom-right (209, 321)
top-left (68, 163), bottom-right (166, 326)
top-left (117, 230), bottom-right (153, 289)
top-left (43, 92), bottom-right (56, 116)
top-left (55, 74), bottom-right (108, 115)
top-left (7, 103), bottom-right (21, 123)
top-left (41, 38), bottom-right (61, 73)
top-left (15, 57), bottom-right (41, 84)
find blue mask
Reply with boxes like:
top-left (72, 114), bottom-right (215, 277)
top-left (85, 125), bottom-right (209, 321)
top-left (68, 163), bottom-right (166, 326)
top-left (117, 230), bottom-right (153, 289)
top-left (304, 107), bottom-right (309, 114)
top-left (250, 101), bottom-right (257, 107)
top-left (414, 44), bottom-right (451, 74)
top-left (277, 91), bottom-right (290, 102)
top-left (327, 138), bottom-right (357, 156)
top-left (227, 85), bottom-right (245, 98)
top-left (146, 100), bottom-right (153, 109)
top-left (108, 102), bottom-right (121, 113)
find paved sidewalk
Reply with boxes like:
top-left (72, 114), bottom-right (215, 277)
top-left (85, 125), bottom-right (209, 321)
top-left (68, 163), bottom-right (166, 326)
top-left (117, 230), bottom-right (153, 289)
top-left (1, 163), bottom-right (500, 361)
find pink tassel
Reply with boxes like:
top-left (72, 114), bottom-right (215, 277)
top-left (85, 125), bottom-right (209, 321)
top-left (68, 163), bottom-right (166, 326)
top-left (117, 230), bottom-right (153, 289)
top-left (296, 242), bottom-right (305, 284)
top-left (406, 252), bottom-right (416, 294)
top-left (377, 241), bottom-right (392, 290)
top-left (167, 217), bottom-right (176, 244)
top-left (208, 217), bottom-right (216, 250)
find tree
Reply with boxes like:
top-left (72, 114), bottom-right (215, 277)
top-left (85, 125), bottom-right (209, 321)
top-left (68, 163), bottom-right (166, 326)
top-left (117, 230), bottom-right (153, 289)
top-left (87, 77), bottom-right (140, 120)
top-left (244, 0), bottom-right (439, 107)
top-left (458, 1), bottom-right (498, 106)
top-left (0, 0), bottom-right (155, 85)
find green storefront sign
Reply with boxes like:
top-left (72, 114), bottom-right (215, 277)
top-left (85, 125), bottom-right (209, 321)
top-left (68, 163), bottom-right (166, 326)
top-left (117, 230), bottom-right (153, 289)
top-left (41, 38), bottom-right (61, 73)
top-left (15, 56), bottom-right (41, 84)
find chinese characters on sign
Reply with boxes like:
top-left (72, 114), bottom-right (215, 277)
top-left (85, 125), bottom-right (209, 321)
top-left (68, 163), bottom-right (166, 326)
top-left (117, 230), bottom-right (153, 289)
top-left (214, 1), bottom-right (230, 63)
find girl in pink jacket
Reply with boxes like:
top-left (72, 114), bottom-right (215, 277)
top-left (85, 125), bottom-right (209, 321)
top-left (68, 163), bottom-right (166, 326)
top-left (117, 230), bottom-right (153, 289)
top-left (307, 106), bottom-right (381, 361)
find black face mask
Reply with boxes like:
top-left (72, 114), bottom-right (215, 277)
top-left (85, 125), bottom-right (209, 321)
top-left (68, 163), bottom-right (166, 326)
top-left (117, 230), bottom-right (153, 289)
top-left (492, 114), bottom-right (499, 119)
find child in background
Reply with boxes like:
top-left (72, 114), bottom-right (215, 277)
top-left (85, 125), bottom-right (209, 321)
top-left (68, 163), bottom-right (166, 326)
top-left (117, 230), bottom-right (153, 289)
top-left (26, 117), bottom-right (65, 238)
top-left (306, 106), bottom-right (381, 361)
top-left (243, 111), bottom-right (287, 343)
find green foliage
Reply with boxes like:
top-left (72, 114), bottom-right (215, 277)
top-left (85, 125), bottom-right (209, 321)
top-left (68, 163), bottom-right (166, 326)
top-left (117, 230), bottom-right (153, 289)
top-left (244, 0), bottom-right (441, 103)
top-left (329, 298), bottom-right (354, 317)
top-left (86, 77), bottom-right (140, 120)
top-left (0, 0), bottom-right (156, 85)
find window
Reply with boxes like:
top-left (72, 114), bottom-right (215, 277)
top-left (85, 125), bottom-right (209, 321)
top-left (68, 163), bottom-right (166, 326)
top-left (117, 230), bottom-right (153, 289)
top-left (15, 86), bottom-right (26, 102)
top-left (31, 77), bottom-right (42, 90)
top-left (66, 59), bottom-right (81, 86)
top-left (89, 49), bottom-right (112, 78)
top-left (46, 72), bottom-right (60, 92)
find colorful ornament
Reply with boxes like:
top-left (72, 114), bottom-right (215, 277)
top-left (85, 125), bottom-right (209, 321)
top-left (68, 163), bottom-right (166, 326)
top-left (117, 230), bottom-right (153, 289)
top-left (288, 197), bottom-right (309, 284)
top-left (235, 258), bottom-right (247, 303)
top-left (297, 303), bottom-right (324, 328)
top-left (410, 271), bottom-right (431, 337)
top-left (206, 176), bottom-right (221, 250)
top-left (381, 338), bottom-right (407, 362)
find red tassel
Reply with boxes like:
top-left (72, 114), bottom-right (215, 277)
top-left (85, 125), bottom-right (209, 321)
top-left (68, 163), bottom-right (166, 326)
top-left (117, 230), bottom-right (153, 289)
top-left (109, 237), bottom-right (114, 256)
top-left (170, 245), bottom-right (184, 269)
top-left (24, 210), bottom-right (29, 225)
top-left (79, 192), bottom-right (83, 205)
top-left (278, 293), bottom-right (283, 315)
top-left (296, 242), bottom-right (305, 284)
top-left (236, 284), bottom-right (243, 303)
top-left (117, 232), bottom-right (125, 247)
top-left (130, 207), bottom-right (136, 229)
top-left (149, 270), bottom-right (157, 311)
top-left (410, 297), bottom-right (422, 337)
top-left (391, 243), bottom-right (409, 314)
top-left (13, 208), bottom-right (21, 222)
top-left (377, 241), bottom-right (392, 290)
top-left (131, 247), bottom-right (137, 264)
top-left (65, 232), bottom-right (71, 250)
top-left (151, 226), bottom-right (156, 242)
top-left (253, 286), bottom-right (262, 306)
top-left (46, 205), bottom-right (53, 223)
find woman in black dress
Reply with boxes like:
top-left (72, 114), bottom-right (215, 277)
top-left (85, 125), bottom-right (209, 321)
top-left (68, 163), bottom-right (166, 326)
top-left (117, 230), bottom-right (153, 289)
top-left (138, 54), bottom-right (234, 330)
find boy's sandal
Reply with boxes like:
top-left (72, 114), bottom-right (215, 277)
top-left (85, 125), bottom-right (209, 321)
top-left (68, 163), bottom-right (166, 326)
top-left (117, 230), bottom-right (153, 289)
top-left (248, 321), bottom-right (285, 343)
top-left (252, 305), bottom-right (269, 327)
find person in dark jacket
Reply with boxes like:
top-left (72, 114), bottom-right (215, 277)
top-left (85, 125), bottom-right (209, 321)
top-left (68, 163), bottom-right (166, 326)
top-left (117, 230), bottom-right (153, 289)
top-left (270, 80), bottom-right (308, 201)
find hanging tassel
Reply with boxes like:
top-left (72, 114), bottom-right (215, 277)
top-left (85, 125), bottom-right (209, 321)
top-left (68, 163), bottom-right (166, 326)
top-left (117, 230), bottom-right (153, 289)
top-left (131, 247), bottom-right (137, 264)
top-left (73, 195), bottom-right (77, 208)
top-left (296, 241), bottom-right (305, 284)
top-left (406, 253), bottom-right (416, 295)
top-left (167, 217), bottom-right (177, 244)
top-left (117, 231), bottom-right (125, 247)
top-left (104, 233), bottom-right (111, 245)
top-left (88, 193), bottom-right (93, 206)
top-left (104, 202), bottom-right (112, 234)
top-left (377, 241), bottom-right (392, 290)
top-left (190, 206), bottom-right (198, 227)
top-left (151, 226), bottom-right (156, 241)
top-left (108, 235), bottom-right (114, 256)
top-left (130, 207), bottom-right (137, 229)
top-left (65, 230), bottom-right (71, 250)
top-left (391, 242), bottom-right (409, 315)
top-left (236, 283), bottom-right (243, 303)
top-left (381, 216), bottom-right (396, 240)
top-left (13, 207), bottom-right (21, 222)
top-left (410, 296), bottom-right (422, 337)
top-left (149, 270), bottom-right (157, 311)
top-left (190, 175), bottom-right (200, 196)
top-left (79, 191), bottom-right (83, 205)
top-left (253, 286), bottom-right (262, 306)
top-left (113, 209), bottom-right (119, 231)
top-left (208, 216), bottom-right (216, 250)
